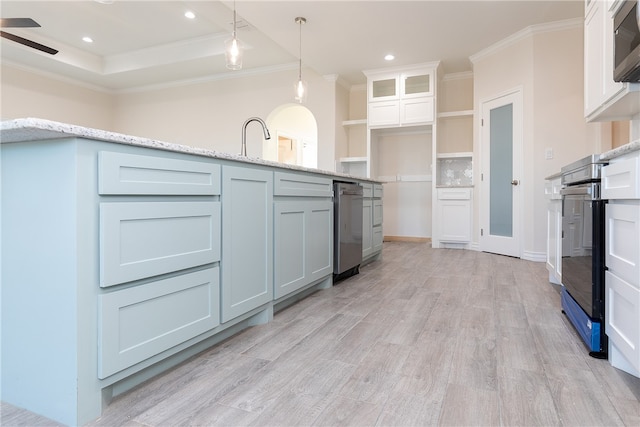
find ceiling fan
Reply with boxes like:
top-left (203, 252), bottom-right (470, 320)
top-left (0, 17), bottom-right (58, 55)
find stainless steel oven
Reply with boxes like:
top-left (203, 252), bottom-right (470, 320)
top-left (560, 155), bottom-right (608, 358)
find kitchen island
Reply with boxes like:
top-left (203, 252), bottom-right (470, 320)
top-left (0, 118), bottom-right (383, 425)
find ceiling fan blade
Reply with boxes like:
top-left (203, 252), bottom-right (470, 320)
top-left (0, 18), bottom-right (41, 28)
top-left (0, 31), bottom-right (58, 55)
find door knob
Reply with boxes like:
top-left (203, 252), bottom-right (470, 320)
top-left (511, 179), bottom-right (519, 186)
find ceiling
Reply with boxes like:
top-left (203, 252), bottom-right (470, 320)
top-left (0, 1), bottom-right (584, 92)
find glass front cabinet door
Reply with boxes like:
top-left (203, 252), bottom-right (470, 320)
top-left (401, 69), bottom-right (434, 98)
top-left (369, 73), bottom-right (399, 102)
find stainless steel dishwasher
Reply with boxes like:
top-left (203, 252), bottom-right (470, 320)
top-left (333, 181), bottom-right (363, 280)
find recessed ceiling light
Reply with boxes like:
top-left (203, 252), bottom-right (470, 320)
top-left (185, 11), bottom-right (195, 19)
top-left (384, 54), bottom-right (395, 61)
top-left (82, 36), bottom-right (94, 43)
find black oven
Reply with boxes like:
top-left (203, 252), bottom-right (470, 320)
top-left (614, 0), bottom-right (640, 82)
top-left (560, 155), bottom-right (608, 358)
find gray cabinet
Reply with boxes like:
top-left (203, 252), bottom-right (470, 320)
top-left (221, 165), bottom-right (273, 322)
top-left (99, 201), bottom-right (220, 287)
top-left (97, 150), bottom-right (222, 377)
top-left (98, 267), bottom-right (219, 379)
top-left (274, 172), bottom-right (333, 299)
top-left (362, 183), bottom-right (383, 261)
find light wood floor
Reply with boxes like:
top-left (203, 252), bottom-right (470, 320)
top-left (3, 242), bottom-right (640, 426)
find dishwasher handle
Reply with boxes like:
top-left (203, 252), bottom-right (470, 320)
top-left (340, 188), bottom-right (363, 196)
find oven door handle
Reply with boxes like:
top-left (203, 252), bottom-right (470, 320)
top-left (560, 185), bottom-right (592, 196)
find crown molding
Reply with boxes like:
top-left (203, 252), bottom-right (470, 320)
top-left (442, 71), bottom-right (474, 81)
top-left (1, 60), bottom-right (112, 94)
top-left (117, 62), bottom-right (299, 94)
top-left (470, 17), bottom-right (583, 64)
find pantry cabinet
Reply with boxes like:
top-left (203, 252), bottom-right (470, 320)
top-left (601, 150), bottom-right (640, 378)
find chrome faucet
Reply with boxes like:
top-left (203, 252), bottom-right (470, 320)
top-left (241, 117), bottom-right (271, 157)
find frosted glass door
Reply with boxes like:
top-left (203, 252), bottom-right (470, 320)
top-left (480, 90), bottom-right (522, 257)
top-left (489, 104), bottom-right (513, 237)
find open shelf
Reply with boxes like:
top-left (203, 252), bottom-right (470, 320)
top-left (437, 110), bottom-right (473, 119)
top-left (342, 119), bottom-right (367, 126)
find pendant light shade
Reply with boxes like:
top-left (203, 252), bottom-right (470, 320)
top-left (294, 17), bottom-right (307, 103)
top-left (225, 2), bottom-right (242, 70)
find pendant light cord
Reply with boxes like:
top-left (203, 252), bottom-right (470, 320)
top-left (233, 0), bottom-right (237, 38)
top-left (298, 18), bottom-right (302, 80)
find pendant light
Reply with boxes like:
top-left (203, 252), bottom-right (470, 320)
top-left (225, 1), bottom-right (242, 70)
top-left (294, 17), bottom-right (307, 103)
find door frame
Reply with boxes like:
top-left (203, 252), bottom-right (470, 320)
top-left (479, 87), bottom-right (524, 258)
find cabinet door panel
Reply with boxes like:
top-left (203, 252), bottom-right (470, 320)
top-left (372, 225), bottom-right (383, 253)
top-left (221, 166), bottom-right (273, 322)
top-left (274, 203), bottom-right (306, 299)
top-left (100, 202), bottom-right (220, 287)
top-left (606, 203), bottom-right (640, 287)
top-left (606, 271), bottom-right (640, 374)
top-left (274, 200), bottom-right (332, 299)
top-left (368, 101), bottom-right (400, 127)
top-left (307, 201), bottom-right (333, 281)
top-left (439, 200), bottom-right (471, 242)
top-left (373, 200), bottom-right (383, 226)
top-left (400, 97), bottom-right (434, 124)
top-left (362, 200), bottom-right (373, 257)
top-left (98, 267), bottom-right (219, 378)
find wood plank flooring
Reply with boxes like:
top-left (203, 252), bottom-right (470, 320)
top-left (3, 242), bottom-right (640, 426)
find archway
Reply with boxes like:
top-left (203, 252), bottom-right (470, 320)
top-left (264, 104), bottom-right (318, 168)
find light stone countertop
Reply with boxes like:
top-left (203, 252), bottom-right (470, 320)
top-left (600, 139), bottom-right (640, 161)
top-left (0, 118), bottom-right (380, 183)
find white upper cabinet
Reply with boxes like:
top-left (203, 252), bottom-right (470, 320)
top-left (401, 69), bottom-right (435, 98)
top-left (584, 0), bottom-right (640, 121)
top-left (365, 62), bottom-right (439, 127)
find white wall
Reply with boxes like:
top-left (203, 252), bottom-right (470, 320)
top-left (472, 21), bottom-right (601, 259)
top-left (1, 64), bottom-right (114, 129)
top-left (1, 64), bottom-right (342, 172)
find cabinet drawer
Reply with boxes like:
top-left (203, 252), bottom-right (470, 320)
top-left (437, 187), bottom-right (471, 200)
top-left (605, 271), bottom-right (640, 374)
top-left (368, 101), bottom-right (400, 127)
top-left (362, 183), bottom-right (373, 198)
top-left (602, 156), bottom-right (640, 200)
top-left (606, 203), bottom-right (640, 287)
top-left (100, 202), bottom-right (220, 287)
top-left (373, 200), bottom-right (383, 226)
top-left (99, 151), bottom-right (220, 195)
top-left (98, 267), bottom-right (220, 378)
top-left (373, 184), bottom-right (383, 198)
top-left (400, 97), bottom-right (434, 124)
top-left (274, 172), bottom-right (332, 197)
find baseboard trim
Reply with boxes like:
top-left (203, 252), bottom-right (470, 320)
top-left (383, 236), bottom-right (431, 243)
